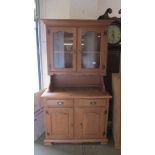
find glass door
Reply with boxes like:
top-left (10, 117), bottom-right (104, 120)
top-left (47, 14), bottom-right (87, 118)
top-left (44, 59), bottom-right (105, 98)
top-left (48, 28), bottom-right (76, 72)
top-left (77, 28), bottom-right (105, 72)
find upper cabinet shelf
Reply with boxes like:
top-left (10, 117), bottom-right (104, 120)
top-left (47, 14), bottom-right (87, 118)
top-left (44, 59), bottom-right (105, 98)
top-left (43, 19), bottom-right (113, 75)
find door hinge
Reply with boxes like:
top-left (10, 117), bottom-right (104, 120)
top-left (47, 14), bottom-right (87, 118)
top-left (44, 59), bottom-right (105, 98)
top-left (102, 131), bottom-right (105, 136)
top-left (104, 110), bottom-right (107, 115)
top-left (47, 30), bottom-right (50, 34)
top-left (103, 30), bottom-right (107, 36)
top-left (48, 64), bottom-right (52, 68)
top-left (102, 65), bottom-right (105, 70)
top-left (47, 132), bottom-right (50, 136)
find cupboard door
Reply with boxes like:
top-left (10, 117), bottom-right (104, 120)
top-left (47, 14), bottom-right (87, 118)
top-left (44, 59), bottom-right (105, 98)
top-left (77, 28), bottom-right (107, 73)
top-left (47, 28), bottom-right (76, 72)
top-left (46, 108), bottom-right (73, 139)
top-left (77, 107), bottom-right (107, 139)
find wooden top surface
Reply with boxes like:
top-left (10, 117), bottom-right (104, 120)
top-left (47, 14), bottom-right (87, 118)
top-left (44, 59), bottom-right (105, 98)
top-left (42, 19), bottom-right (113, 27)
top-left (41, 87), bottom-right (112, 99)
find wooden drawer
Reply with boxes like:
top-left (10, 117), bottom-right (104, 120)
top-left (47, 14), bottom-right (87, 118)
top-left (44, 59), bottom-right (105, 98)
top-left (76, 99), bottom-right (107, 107)
top-left (47, 99), bottom-right (73, 107)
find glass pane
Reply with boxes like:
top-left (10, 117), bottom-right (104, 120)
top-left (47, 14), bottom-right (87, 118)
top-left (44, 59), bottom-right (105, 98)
top-left (53, 31), bottom-right (73, 68)
top-left (80, 31), bottom-right (101, 69)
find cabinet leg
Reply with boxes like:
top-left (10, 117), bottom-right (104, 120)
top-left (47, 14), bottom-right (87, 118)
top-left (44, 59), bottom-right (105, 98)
top-left (100, 139), bottom-right (108, 144)
top-left (114, 144), bottom-right (121, 149)
top-left (100, 142), bottom-right (105, 144)
top-left (44, 141), bottom-right (52, 146)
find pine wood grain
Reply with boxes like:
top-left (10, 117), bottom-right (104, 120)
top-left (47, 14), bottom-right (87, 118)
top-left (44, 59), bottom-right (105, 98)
top-left (42, 87), bottom-right (112, 99)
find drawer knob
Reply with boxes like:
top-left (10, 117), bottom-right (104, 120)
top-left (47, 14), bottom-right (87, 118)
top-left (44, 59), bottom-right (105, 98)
top-left (90, 101), bottom-right (96, 105)
top-left (57, 101), bottom-right (64, 105)
top-left (47, 132), bottom-right (50, 136)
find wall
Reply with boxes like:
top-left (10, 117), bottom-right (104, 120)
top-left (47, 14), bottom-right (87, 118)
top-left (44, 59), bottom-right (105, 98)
top-left (41, 0), bottom-right (121, 19)
top-left (39, 0), bottom-right (121, 88)
top-left (70, 0), bottom-right (121, 19)
top-left (43, 0), bottom-right (70, 19)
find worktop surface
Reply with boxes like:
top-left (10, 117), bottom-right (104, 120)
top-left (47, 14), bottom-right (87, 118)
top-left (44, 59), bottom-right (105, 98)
top-left (41, 87), bottom-right (112, 99)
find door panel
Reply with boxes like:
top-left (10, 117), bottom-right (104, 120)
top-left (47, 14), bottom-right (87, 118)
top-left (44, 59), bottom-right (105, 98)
top-left (77, 28), bottom-right (105, 73)
top-left (83, 111), bottom-right (100, 137)
top-left (77, 107), bottom-right (106, 139)
top-left (47, 108), bottom-right (73, 139)
top-left (48, 27), bottom-right (76, 72)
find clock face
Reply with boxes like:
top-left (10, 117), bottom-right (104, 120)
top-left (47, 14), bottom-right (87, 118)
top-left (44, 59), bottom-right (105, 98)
top-left (108, 24), bottom-right (121, 45)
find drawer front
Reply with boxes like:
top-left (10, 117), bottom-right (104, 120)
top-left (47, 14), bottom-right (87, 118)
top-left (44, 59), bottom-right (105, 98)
top-left (47, 99), bottom-right (73, 107)
top-left (76, 99), bottom-right (107, 107)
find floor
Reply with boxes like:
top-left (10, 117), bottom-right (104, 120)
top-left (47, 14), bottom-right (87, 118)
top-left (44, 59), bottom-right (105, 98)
top-left (34, 135), bottom-right (121, 155)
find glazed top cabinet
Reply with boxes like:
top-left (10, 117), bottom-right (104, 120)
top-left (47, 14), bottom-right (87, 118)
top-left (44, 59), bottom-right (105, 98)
top-left (44, 19), bottom-right (112, 75)
top-left (42, 19), bottom-right (112, 145)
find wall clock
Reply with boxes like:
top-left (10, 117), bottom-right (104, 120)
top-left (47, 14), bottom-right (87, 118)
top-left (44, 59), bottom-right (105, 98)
top-left (108, 21), bottom-right (121, 45)
top-left (98, 8), bottom-right (121, 46)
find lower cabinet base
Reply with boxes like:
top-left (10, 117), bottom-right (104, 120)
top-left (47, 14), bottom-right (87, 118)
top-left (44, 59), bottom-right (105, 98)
top-left (114, 144), bottom-right (121, 150)
top-left (44, 138), bottom-right (108, 145)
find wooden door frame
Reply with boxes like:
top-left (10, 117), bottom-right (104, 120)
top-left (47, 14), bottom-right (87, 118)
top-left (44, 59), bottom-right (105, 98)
top-left (47, 27), bottom-right (77, 73)
top-left (77, 27), bottom-right (106, 73)
top-left (46, 108), bottom-right (74, 139)
top-left (75, 107), bottom-right (106, 139)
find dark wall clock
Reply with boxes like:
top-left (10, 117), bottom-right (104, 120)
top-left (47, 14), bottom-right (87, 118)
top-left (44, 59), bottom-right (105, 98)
top-left (98, 8), bottom-right (121, 93)
top-left (98, 8), bottom-right (121, 46)
top-left (108, 21), bottom-right (121, 46)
